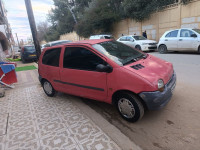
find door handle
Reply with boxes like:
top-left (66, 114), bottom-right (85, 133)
top-left (165, 39), bottom-right (168, 41)
top-left (179, 39), bottom-right (183, 41)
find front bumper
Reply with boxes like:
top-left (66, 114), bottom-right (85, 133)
top-left (141, 44), bottom-right (157, 51)
top-left (139, 73), bottom-right (176, 110)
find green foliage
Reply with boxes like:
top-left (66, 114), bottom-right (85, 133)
top-left (76, 0), bottom-right (122, 37)
top-left (46, 0), bottom-right (190, 39)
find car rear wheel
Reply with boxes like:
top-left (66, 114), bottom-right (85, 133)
top-left (158, 45), bottom-right (167, 54)
top-left (198, 46), bottom-right (200, 54)
top-left (116, 92), bottom-right (144, 122)
top-left (135, 45), bottom-right (142, 51)
top-left (21, 57), bottom-right (26, 63)
top-left (42, 80), bottom-right (56, 97)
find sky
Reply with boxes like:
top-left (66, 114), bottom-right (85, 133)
top-left (3, 0), bottom-right (54, 42)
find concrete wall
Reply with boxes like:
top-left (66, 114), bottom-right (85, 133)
top-left (112, 0), bottom-right (200, 41)
top-left (60, 31), bottom-right (85, 41)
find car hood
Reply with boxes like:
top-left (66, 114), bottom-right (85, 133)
top-left (135, 40), bottom-right (157, 44)
top-left (123, 54), bottom-right (174, 87)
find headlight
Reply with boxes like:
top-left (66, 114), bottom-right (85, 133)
top-left (158, 79), bottom-right (165, 92)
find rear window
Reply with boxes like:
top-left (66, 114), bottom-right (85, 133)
top-left (104, 36), bottom-right (114, 39)
top-left (42, 48), bottom-right (61, 67)
top-left (24, 46), bottom-right (35, 52)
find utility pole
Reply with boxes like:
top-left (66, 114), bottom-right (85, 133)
top-left (15, 33), bottom-right (20, 47)
top-left (24, 0), bottom-right (41, 61)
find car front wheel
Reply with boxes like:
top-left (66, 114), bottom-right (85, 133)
top-left (42, 80), bottom-right (56, 97)
top-left (116, 92), bottom-right (144, 122)
top-left (135, 45), bottom-right (142, 51)
top-left (158, 45), bottom-right (167, 54)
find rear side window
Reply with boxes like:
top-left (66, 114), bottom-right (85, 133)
top-left (42, 48), bottom-right (61, 67)
top-left (120, 37), bottom-right (127, 41)
top-left (165, 30), bottom-right (178, 38)
top-left (180, 29), bottom-right (195, 37)
top-left (63, 47), bottom-right (105, 71)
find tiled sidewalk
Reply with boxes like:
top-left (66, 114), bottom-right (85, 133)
top-left (0, 71), bottom-right (121, 149)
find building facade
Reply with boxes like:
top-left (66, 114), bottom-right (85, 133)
top-left (0, 0), bottom-right (14, 61)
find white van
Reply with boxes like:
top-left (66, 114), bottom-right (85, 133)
top-left (89, 34), bottom-right (114, 40)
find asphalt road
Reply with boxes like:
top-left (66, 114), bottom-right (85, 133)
top-left (83, 51), bottom-right (200, 150)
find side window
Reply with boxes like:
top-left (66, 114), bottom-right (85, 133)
top-left (120, 37), bottom-right (127, 41)
top-left (180, 29), bottom-right (195, 37)
top-left (165, 30), bottom-right (178, 38)
top-left (126, 37), bottom-right (133, 41)
top-left (63, 47), bottom-right (105, 71)
top-left (42, 48), bottom-right (61, 67)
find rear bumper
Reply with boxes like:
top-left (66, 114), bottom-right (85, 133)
top-left (22, 54), bottom-right (37, 60)
top-left (139, 73), bottom-right (176, 110)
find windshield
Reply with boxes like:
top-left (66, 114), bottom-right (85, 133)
top-left (24, 46), bottom-right (35, 52)
top-left (92, 41), bottom-right (145, 66)
top-left (133, 36), bottom-right (147, 40)
top-left (193, 29), bottom-right (200, 34)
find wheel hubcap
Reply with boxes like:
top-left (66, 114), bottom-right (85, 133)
top-left (160, 46), bottom-right (165, 52)
top-left (118, 98), bottom-right (135, 118)
top-left (44, 82), bottom-right (52, 94)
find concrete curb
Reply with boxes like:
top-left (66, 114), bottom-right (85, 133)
top-left (71, 98), bottom-right (142, 150)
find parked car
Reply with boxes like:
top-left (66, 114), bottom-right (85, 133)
top-left (117, 35), bottom-right (157, 51)
top-left (21, 45), bottom-right (37, 63)
top-left (89, 34), bottom-right (114, 40)
top-left (38, 39), bottom-right (176, 122)
top-left (43, 40), bottom-right (72, 49)
top-left (158, 28), bottom-right (200, 53)
top-left (13, 46), bottom-right (21, 58)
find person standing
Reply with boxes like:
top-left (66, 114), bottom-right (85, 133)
top-left (142, 30), bottom-right (147, 38)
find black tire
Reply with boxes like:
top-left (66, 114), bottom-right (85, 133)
top-left (21, 57), bottom-right (26, 63)
top-left (135, 45), bottom-right (142, 51)
top-left (158, 45), bottom-right (167, 54)
top-left (198, 46), bottom-right (200, 54)
top-left (42, 80), bottom-right (56, 97)
top-left (116, 92), bottom-right (144, 122)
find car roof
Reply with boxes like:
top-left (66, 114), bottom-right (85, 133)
top-left (23, 45), bottom-right (34, 47)
top-left (43, 39), bottom-right (113, 51)
top-left (49, 40), bottom-right (71, 44)
top-left (68, 39), bottom-right (112, 45)
top-left (90, 34), bottom-right (112, 36)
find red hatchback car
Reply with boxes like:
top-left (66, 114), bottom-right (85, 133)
top-left (38, 39), bottom-right (176, 122)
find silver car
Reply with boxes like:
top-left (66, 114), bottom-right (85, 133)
top-left (158, 28), bottom-right (200, 54)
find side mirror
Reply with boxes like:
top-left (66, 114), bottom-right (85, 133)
top-left (191, 34), bottom-right (197, 38)
top-left (18, 50), bottom-right (21, 52)
top-left (96, 64), bottom-right (113, 73)
top-left (132, 39), bottom-right (135, 42)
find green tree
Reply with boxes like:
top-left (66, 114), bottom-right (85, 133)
top-left (76, 0), bottom-right (122, 37)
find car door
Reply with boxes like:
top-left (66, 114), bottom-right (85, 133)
top-left (164, 30), bottom-right (179, 50)
top-left (40, 48), bottom-right (61, 89)
top-left (118, 36), bottom-right (127, 44)
top-left (125, 36), bottom-right (135, 48)
top-left (178, 29), bottom-right (198, 51)
top-left (59, 46), bottom-right (108, 102)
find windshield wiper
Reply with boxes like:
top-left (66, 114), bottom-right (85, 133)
top-left (123, 58), bottom-right (137, 65)
top-left (136, 54), bottom-right (148, 60)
